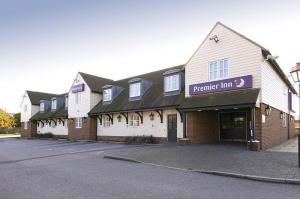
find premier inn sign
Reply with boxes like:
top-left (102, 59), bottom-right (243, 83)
top-left (72, 84), bottom-right (85, 93)
top-left (189, 75), bottom-right (253, 95)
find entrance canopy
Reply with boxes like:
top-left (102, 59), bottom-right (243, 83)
top-left (179, 88), bottom-right (260, 111)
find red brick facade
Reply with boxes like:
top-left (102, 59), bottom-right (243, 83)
top-left (186, 105), bottom-right (295, 150)
top-left (68, 117), bottom-right (97, 141)
top-left (21, 121), bottom-right (37, 138)
top-left (256, 104), bottom-right (296, 150)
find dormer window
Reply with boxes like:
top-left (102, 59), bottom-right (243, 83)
top-left (103, 88), bottom-right (112, 102)
top-left (129, 82), bottom-right (141, 98)
top-left (51, 98), bottom-right (57, 110)
top-left (40, 103), bottom-right (44, 112)
top-left (164, 74), bottom-right (180, 92)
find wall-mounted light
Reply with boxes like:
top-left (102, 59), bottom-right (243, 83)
top-left (265, 105), bottom-right (272, 116)
top-left (280, 111), bottom-right (284, 119)
top-left (149, 112), bottom-right (154, 121)
top-left (117, 115), bottom-right (122, 122)
top-left (209, 35), bottom-right (219, 43)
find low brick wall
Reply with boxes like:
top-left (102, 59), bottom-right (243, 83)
top-left (97, 135), bottom-right (167, 143)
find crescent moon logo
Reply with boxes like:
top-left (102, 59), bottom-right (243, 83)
top-left (235, 78), bottom-right (245, 88)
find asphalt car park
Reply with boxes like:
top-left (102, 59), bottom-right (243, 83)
top-left (0, 138), bottom-right (300, 199)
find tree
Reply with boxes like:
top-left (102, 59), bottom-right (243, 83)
top-left (13, 113), bottom-right (21, 128)
top-left (0, 108), bottom-right (15, 129)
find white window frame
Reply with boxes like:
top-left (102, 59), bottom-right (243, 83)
top-left (209, 59), bottom-right (229, 81)
top-left (24, 122), bottom-right (28, 130)
top-left (103, 116), bottom-right (111, 127)
top-left (103, 88), bottom-right (112, 102)
top-left (51, 121), bottom-right (56, 128)
top-left (282, 113), bottom-right (287, 128)
top-left (129, 82), bottom-right (141, 98)
top-left (129, 114), bottom-right (140, 127)
top-left (51, 99), bottom-right (57, 110)
top-left (164, 74), bottom-right (180, 92)
top-left (40, 103), bottom-right (44, 112)
top-left (75, 117), bottom-right (82, 129)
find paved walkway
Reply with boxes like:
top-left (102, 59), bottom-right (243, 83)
top-left (106, 143), bottom-right (300, 182)
top-left (268, 137), bottom-right (298, 153)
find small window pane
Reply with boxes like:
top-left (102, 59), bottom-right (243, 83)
top-left (103, 89), bottom-right (112, 102)
top-left (75, 118), bottom-right (82, 128)
top-left (130, 82), bottom-right (141, 98)
top-left (40, 103), bottom-right (44, 112)
top-left (165, 74), bottom-right (180, 92)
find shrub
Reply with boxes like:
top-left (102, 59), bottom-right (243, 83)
top-left (35, 133), bottom-right (54, 139)
top-left (125, 135), bottom-right (158, 145)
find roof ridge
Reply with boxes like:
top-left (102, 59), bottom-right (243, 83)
top-left (114, 64), bottom-right (185, 82)
top-left (78, 72), bottom-right (114, 81)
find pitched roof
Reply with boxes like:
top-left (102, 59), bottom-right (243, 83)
top-left (89, 65), bottom-right (185, 115)
top-left (30, 106), bottom-right (68, 121)
top-left (186, 22), bottom-right (296, 94)
top-left (26, 91), bottom-right (58, 105)
top-left (179, 88), bottom-right (260, 111)
top-left (79, 72), bottom-right (114, 93)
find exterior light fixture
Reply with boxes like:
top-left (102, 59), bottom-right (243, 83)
top-left (280, 111), bottom-right (284, 119)
top-left (149, 112), bottom-right (154, 121)
top-left (290, 62), bottom-right (300, 167)
top-left (209, 35), bottom-right (219, 43)
top-left (117, 115), bottom-right (122, 122)
top-left (265, 105), bottom-right (271, 116)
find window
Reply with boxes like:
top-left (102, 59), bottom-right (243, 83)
top-left (164, 74), bottom-right (180, 92)
top-left (219, 59), bottom-right (228, 78)
top-left (129, 82), bottom-right (141, 98)
top-left (103, 89), bottom-right (112, 102)
top-left (51, 99), bottom-right (57, 110)
top-left (40, 103), bottom-right (44, 112)
top-left (75, 93), bottom-right (81, 104)
top-left (209, 59), bottom-right (229, 80)
top-left (24, 122), bottom-right (28, 130)
top-left (75, 118), bottom-right (82, 128)
top-left (209, 62), bottom-right (218, 80)
top-left (65, 96), bottom-right (68, 108)
top-left (129, 114), bottom-right (140, 127)
top-left (51, 121), bottom-right (56, 128)
top-left (103, 116), bottom-right (111, 127)
top-left (282, 113), bottom-right (287, 128)
top-left (24, 105), bottom-right (27, 112)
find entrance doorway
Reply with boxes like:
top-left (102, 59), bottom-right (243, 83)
top-left (219, 112), bottom-right (247, 141)
top-left (167, 114), bottom-right (177, 142)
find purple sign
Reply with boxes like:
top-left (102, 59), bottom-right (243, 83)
top-left (72, 84), bottom-right (85, 93)
top-left (189, 75), bottom-right (253, 95)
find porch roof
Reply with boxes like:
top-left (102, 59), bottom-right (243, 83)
top-left (179, 88), bottom-right (260, 111)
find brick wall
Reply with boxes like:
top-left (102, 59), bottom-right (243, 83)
top-left (21, 121), bottom-right (37, 138)
top-left (68, 117), bottom-right (97, 140)
top-left (186, 111), bottom-right (218, 144)
top-left (258, 104), bottom-right (294, 150)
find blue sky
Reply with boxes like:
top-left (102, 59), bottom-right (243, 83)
top-left (1, 0), bottom-right (300, 113)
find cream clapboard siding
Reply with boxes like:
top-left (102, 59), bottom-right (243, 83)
top-left (261, 60), bottom-right (289, 113)
top-left (37, 120), bottom-right (68, 135)
top-left (185, 23), bottom-right (262, 98)
top-left (20, 92), bottom-right (39, 122)
top-left (68, 73), bottom-right (100, 118)
top-left (97, 109), bottom-right (183, 139)
top-left (90, 92), bottom-right (102, 110)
